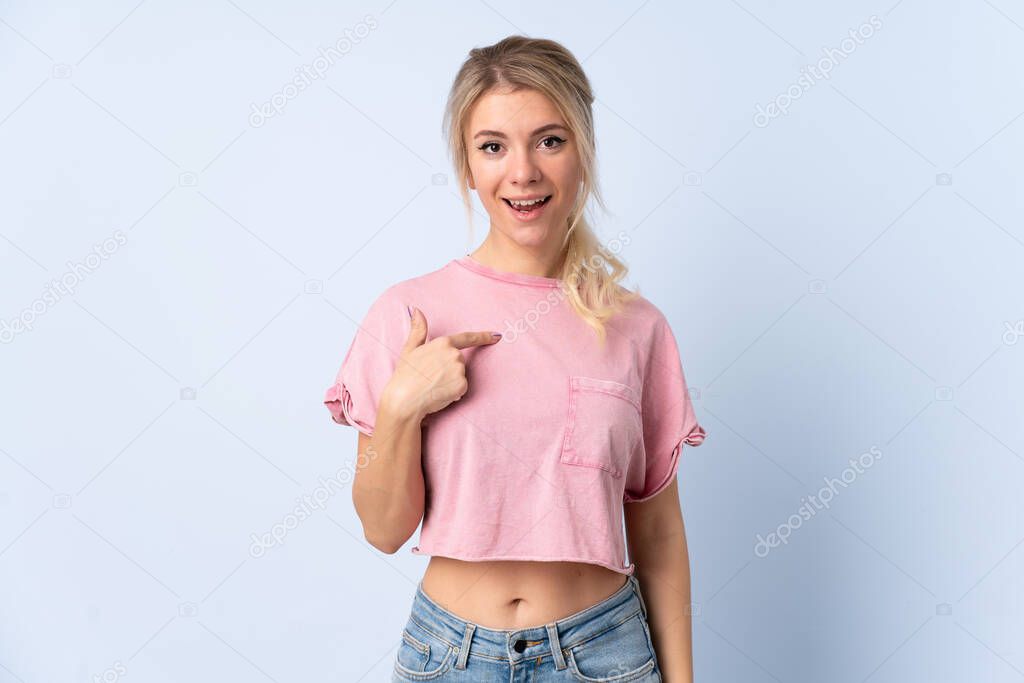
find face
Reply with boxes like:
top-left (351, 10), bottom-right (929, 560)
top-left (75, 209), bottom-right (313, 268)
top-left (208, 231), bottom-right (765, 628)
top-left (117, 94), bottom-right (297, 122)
top-left (465, 88), bottom-right (581, 254)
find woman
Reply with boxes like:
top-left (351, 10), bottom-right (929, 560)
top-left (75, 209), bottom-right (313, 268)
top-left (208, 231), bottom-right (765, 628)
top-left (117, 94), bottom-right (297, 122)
top-left (325, 35), bottom-right (706, 682)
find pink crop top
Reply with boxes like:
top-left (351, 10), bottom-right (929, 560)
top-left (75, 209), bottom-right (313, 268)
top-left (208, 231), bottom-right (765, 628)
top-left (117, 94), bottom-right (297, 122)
top-left (323, 255), bottom-right (706, 575)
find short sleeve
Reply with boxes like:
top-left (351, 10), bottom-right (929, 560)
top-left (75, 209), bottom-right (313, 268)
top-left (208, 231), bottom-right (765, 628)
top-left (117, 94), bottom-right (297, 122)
top-left (323, 287), bottom-right (409, 437)
top-left (623, 316), bottom-right (706, 503)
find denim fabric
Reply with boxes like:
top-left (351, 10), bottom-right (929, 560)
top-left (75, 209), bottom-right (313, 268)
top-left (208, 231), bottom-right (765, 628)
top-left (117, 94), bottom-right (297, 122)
top-left (392, 574), bottom-right (662, 682)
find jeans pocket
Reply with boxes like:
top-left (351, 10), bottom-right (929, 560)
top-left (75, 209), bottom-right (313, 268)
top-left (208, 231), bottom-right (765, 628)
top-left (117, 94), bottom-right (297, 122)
top-left (560, 376), bottom-right (643, 479)
top-left (393, 619), bottom-right (456, 681)
top-left (565, 611), bottom-right (658, 682)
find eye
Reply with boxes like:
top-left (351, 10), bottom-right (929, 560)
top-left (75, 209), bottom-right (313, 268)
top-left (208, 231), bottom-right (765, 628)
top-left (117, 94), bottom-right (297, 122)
top-left (477, 136), bottom-right (566, 155)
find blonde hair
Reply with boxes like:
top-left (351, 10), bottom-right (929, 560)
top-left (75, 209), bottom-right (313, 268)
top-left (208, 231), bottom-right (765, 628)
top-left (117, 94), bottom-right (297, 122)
top-left (443, 35), bottom-right (640, 344)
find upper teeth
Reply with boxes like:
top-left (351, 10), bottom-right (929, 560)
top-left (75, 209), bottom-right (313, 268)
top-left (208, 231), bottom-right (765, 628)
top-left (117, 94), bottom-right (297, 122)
top-left (509, 197), bottom-right (545, 208)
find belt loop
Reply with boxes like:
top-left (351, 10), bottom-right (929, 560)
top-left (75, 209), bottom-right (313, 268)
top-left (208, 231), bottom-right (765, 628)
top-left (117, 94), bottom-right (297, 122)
top-left (629, 575), bottom-right (649, 620)
top-left (545, 622), bottom-right (566, 670)
top-left (455, 622), bottom-right (475, 669)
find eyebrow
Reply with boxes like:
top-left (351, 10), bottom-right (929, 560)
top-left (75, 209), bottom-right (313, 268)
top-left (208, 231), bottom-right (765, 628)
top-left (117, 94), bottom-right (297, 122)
top-left (473, 123), bottom-right (568, 139)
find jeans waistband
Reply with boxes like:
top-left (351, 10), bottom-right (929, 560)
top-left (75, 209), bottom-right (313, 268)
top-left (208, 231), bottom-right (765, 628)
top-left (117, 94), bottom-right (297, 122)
top-left (408, 574), bottom-right (648, 665)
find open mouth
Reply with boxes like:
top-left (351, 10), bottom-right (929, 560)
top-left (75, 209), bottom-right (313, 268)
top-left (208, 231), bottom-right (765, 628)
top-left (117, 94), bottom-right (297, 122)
top-left (502, 195), bottom-right (552, 216)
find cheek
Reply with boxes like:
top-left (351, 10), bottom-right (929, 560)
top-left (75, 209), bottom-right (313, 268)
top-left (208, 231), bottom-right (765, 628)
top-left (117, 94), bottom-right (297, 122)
top-left (468, 162), bottom-right (501, 195)
top-left (545, 156), bottom-right (581, 189)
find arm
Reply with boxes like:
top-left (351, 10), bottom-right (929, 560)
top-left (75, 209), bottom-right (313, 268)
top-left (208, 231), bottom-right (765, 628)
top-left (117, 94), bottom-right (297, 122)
top-left (346, 306), bottom-right (500, 553)
top-left (624, 474), bottom-right (694, 683)
top-left (351, 393), bottom-right (426, 554)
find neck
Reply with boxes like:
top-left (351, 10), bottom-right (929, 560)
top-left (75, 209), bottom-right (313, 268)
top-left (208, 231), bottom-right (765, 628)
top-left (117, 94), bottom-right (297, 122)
top-left (471, 236), bottom-right (565, 279)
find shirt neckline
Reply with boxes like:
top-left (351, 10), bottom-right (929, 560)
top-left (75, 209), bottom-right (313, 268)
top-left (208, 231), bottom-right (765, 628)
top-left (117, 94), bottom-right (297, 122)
top-left (453, 254), bottom-right (563, 288)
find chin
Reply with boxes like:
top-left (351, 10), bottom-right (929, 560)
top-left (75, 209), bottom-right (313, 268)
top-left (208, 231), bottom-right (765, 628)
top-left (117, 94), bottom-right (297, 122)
top-left (501, 224), bottom-right (553, 244)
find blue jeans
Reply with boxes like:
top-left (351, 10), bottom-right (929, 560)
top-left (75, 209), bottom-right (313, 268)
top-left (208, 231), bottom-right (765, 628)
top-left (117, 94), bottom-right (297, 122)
top-left (392, 574), bottom-right (663, 682)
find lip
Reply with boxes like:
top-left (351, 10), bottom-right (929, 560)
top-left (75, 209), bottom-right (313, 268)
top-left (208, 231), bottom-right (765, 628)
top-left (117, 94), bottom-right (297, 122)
top-left (502, 194), bottom-right (552, 221)
top-left (503, 194), bottom-right (551, 201)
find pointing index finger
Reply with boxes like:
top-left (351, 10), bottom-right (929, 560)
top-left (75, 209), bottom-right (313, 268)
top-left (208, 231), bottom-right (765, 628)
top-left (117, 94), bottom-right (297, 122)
top-left (447, 331), bottom-right (502, 349)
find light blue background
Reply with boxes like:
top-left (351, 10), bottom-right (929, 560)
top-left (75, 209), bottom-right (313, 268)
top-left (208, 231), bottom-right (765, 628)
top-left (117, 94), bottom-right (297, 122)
top-left (1, 1), bottom-right (1022, 681)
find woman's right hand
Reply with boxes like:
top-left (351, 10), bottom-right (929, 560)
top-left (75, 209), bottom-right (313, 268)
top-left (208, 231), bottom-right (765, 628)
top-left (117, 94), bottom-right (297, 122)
top-left (381, 306), bottom-right (501, 422)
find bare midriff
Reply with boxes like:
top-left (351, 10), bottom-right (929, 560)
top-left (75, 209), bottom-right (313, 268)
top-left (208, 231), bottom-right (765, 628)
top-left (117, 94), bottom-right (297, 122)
top-left (420, 556), bottom-right (629, 629)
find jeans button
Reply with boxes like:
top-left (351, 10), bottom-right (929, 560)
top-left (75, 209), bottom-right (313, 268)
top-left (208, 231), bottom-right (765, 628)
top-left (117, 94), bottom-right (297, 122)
top-left (513, 638), bottom-right (526, 653)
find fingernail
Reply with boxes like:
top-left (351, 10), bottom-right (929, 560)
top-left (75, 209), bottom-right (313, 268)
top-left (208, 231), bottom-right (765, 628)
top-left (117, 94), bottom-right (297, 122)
top-left (407, 305), bottom-right (413, 319)
top-left (491, 332), bottom-right (502, 339)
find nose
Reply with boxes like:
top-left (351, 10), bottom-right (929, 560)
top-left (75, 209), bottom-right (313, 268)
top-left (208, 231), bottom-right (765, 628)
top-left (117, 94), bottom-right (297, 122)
top-left (508, 149), bottom-right (541, 186)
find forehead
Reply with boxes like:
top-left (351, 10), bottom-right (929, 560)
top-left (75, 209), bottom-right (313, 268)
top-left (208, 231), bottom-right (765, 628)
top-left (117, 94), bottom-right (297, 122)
top-left (467, 88), bottom-right (564, 134)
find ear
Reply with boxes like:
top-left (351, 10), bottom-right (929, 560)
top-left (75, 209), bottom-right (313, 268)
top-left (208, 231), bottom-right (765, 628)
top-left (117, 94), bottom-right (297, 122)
top-left (467, 171), bottom-right (476, 190)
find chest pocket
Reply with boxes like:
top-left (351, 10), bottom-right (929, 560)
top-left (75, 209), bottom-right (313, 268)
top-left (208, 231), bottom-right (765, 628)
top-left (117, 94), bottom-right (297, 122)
top-left (560, 376), bottom-right (643, 479)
